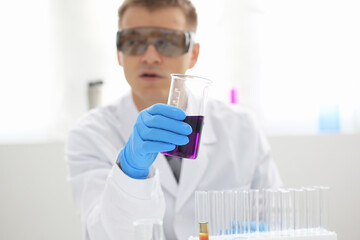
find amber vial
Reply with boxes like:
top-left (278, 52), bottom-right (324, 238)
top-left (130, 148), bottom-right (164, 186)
top-left (199, 222), bottom-right (209, 240)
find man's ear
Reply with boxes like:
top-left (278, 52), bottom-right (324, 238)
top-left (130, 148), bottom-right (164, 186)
top-left (117, 50), bottom-right (123, 66)
top-left (188, 43), bottom-right (200, 69)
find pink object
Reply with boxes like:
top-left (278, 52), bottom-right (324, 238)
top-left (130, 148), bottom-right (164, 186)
top-left (230, 88), bottom-right (239, 104)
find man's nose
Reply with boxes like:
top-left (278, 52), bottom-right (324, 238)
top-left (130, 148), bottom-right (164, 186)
top-left (140, 44), bottom-right (162, 64)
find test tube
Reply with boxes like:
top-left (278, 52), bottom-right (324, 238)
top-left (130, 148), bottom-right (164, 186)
top-left (237, 190), bottom-right (250, 233)
top-left (262, 189), bottom-right (270, 232)
top-left (303, 187), bottom-right (317, 231)
top-left (279, 189), bottom-right (291, 232)
top-left (216, 191), bottom-right (225, 235)
top-left (195, 191), bottom-right (209, 240)
top-left (279, 189), bottom-right (287, 232)
top-left (293, 189), bottom-right (306, 231)
top-left (249, 189), bottom-right (259, 233)
top-left (315, 186), bottom-right (330, 231)
top-left (133, 219), bottom-right (164, 240)
top-left (312, 187), bottom-right (321, 231)
top-left (224, 190), bottom-right (235, 234)
top-left (287, 188), bottom-right (296, 232)
top-left (267, 189), bottom-right (280, 232)
top-left (258, 189), bottom-right (265, 232)
top-left (234, 191), bottom-right (241, 234)
top-left (208, 191), bottom-right (217, 236)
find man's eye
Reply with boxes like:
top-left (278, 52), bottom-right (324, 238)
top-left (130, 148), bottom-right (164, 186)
top-left (126, 39), bottom-right (140, 46)
top-left (156, 40), bottom-right (172, 47)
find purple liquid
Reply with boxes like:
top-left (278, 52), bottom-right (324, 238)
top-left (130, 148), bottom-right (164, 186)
top-left (162, 115), bottom-right (204, 159)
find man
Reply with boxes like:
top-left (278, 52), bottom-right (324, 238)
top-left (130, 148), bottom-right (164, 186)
top-left (65, 0), bottom-right (282, 239)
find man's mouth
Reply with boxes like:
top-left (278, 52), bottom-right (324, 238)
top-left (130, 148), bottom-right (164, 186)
top-left (140, 71), bottom-right (163, 80)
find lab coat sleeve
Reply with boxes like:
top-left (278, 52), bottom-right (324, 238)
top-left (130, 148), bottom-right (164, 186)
top-left (65, 123), bottom-right (165, 240)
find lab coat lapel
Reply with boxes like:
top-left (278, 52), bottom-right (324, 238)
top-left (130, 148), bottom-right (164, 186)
top-left (116, 92), bottom-right (138, 143)
top-left (175, 111), bottom-right (217, 213)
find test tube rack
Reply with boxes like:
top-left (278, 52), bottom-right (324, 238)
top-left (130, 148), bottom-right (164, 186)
top-left (188, 231), bottom-right (337, 240)
top-left (191, 187), bottom-right (337, 240)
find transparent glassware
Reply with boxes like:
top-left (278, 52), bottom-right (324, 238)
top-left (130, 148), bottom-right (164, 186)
top-left (294, 188), bottom-right (306, 231)
top-left (208, 191), bottom-right (218, 236)
top-left (194, 186), bottom-right (332, 238)
top-left (249, 189), bottom-right (259, 233)
top-left (161, 74), bottom-right (212, 159)
top-left (195, 191), bottom-right (209, 239)
top-left (279, 189), bottom-right (290, 232)
top-left (133, 218), bottom-right (164, 240)
top-left (316, 186), bottom-right (330, 231)
top-left (224, 190), bottom-right (235, 234)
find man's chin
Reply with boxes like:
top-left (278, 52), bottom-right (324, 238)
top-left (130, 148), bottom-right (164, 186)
top-left (136, 89), bottom-right (169, 104)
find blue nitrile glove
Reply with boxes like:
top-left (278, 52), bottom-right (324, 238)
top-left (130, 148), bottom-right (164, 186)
top-left (258, 222), bottom-right (266, 232)
top-left (119, 103), bottom-right (192, 179)
top-left (223, 221), bottom-right (266, 235)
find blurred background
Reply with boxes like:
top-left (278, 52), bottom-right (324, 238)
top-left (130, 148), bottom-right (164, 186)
top-left (0, 0), bottom-right (359, 239)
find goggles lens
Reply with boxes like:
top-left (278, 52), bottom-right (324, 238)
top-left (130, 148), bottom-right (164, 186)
top-left (116, 27), bottom-right (194, 57)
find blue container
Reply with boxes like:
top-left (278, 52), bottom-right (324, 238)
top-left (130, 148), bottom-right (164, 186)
top-left (318, 105), bottom-right (340, 132)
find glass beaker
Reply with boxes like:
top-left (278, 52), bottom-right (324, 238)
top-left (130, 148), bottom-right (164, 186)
top-left (162, 73), bottom-right (212, 159)
top-left (133, 218), bottom-right (164, 240)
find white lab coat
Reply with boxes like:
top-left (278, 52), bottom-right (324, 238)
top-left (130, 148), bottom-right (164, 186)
top-left (65, 91), bottom-right (282, 240)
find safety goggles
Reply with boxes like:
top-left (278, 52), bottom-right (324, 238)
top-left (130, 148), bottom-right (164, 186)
top-left (116, 27), bottom-right (195, 57)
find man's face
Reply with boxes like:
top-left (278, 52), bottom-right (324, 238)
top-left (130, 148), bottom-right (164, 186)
top-left (117, 6), bottom-right (199, 106)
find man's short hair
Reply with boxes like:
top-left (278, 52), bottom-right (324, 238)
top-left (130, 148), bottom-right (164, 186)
top-left (118, 0), bottom-right (198, 32)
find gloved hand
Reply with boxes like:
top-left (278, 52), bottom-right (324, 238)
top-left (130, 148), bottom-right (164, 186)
top-left (119, 103), bottom-right (192, 179)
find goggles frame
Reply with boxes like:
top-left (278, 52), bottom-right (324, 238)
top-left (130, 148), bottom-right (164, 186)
top-left (116, 27), bottom-right (195, 57)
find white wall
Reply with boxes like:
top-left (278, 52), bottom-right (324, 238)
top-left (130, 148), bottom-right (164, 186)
top-left (0, 142), bottom-right (82, 240)
top-left (1, 134), bottom-right (359, 239)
